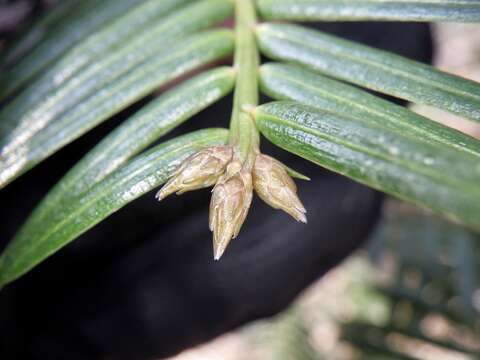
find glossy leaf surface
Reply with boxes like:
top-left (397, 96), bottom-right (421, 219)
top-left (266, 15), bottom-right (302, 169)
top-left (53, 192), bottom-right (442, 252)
top-left (13, 67), bottom-right (234, 261)
top-left (0, 0), bottom-right (230, 134)
top-left (259, 63), bottom-right (480, 157)
top-left (255, 101), bottom-right (480, 231)
top-left (257, 0), bottom-right (480, 22)
top-left (0, 0), bottom-right (163, 99)
top-left (0, 29), bottom-right (234, 188)
top-left (256, 23), bottom-right (480, 123)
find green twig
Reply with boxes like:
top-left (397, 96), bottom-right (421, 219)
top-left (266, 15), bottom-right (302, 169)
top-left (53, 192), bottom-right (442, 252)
top-left (229, 0), bottom-right (260, 168)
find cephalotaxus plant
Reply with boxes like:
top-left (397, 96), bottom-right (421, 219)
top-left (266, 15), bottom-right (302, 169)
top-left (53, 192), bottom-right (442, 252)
top-left (0, 0), bottom-right (479, 287)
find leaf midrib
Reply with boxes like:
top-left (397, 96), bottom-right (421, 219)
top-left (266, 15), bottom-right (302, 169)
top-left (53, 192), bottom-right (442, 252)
top-left (53, 70), bottom-right (231, 200)
top-left (259, 109), bottom-right (480, 195)
top-left (1, 31), bottom-right (228, 168)
top-left (263, 67), bottom-right (480, 157)
top-left (266, 0), bottom-right (479, 6)
top-left (261, 25), bottom-right (480, 102)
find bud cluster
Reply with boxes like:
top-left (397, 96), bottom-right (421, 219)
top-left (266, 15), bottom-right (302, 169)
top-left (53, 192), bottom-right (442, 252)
top-left (157, 146), bottom-right (306, 259)
top-left (209, 161), bottom-right (253, 260)
top-left (253, 154), bottom-right (307, 223)
top-left (156, 146), bottom-right (233, 201)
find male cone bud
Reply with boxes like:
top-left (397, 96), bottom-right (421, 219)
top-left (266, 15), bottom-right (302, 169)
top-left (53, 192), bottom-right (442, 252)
top-left (253, 154), bottom-right (307, 223)
top-left (209, 161), bottom-right (253, 260)
top-left (156, 146), bottom-right (233, 201)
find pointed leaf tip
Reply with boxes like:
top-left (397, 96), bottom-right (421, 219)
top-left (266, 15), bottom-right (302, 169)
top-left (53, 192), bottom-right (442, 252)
top-left (253, 154), bottom-right (308, 223)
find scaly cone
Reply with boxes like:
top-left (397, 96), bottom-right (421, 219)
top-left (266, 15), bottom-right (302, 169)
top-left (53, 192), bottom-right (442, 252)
top-left (253, 154), bottom-right (307, 223)
top-left (209, 160), bottom-right (253, 260)
top-left (156, 146), bottom-right (233, 201)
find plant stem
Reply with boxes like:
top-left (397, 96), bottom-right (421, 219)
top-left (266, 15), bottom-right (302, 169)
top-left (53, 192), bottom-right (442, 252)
top-left (229, 0), bottom-right (260, 168)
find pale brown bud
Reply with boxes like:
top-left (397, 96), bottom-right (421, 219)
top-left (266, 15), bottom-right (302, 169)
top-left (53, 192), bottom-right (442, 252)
top-left (209, 161), bottom-right (253, 260)
top-left (253, 154), bottom-right (307, 223)
top-left (156, 146), bottom-right (233, 201)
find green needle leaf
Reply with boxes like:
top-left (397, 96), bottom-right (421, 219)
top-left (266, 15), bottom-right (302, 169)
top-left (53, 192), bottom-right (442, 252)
top-left (283, 164), bottom-right (311, 181)
top-left (256, 23), bottom-right (480, 123)
top-left (62, 67), bottom-right (235, 199)
top-left (257, 0), bottom-right (480, 23)
top-left (259, 63), bottom-right (480, 157)
top-left (0, 0), bottom-right (231, 134)
top-left (0, 29), bottom-right (235, 188)
top-left (0, 128), bottom-right (229, 288)
top-left (0, 0), bottom-right (168, 99)
top-left (254, 101), bottom-right (480, 231)
top-left (15, 67), bottom-right (234, 258)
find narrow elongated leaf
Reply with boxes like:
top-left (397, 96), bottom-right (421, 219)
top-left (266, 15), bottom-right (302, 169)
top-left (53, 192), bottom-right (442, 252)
top-left (0, 0), bottom-right (160, 99)
top-left (254, 101), bottom-right (480, 231)
top-left (257, 0), bottom-right (480, 23)
top-left (0, 29), bottom-right (234, 188)
top-left (19, 67), bottom-right (234, 246)
top-left (0, 0), bottom-right (232, 145)
top-left (256, 23), bottom-right (480, 123)
top-left (0, 0), bottom-right (219, 127)
top-left (62, 67), bottom-right (235, 199)
top-left (0, 128), bottom-right (229, 288)
top-left (259, 63), bottom-right (480, 157)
